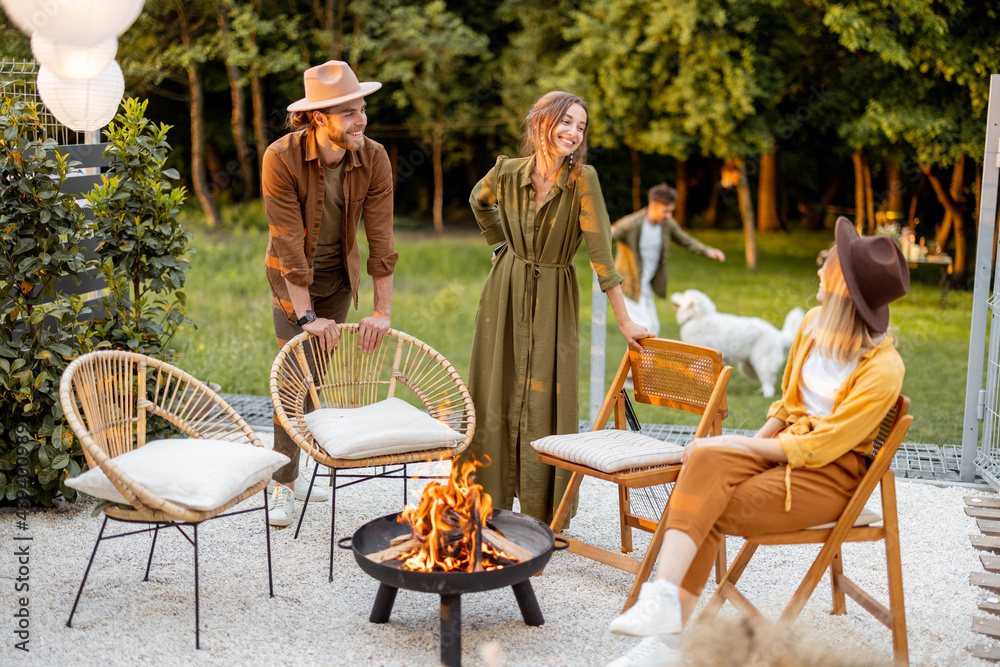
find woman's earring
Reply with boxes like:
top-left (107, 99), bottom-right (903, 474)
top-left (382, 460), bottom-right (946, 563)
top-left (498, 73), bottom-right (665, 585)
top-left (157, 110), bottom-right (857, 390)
top-left (569, 151), bottom-right (575, 167)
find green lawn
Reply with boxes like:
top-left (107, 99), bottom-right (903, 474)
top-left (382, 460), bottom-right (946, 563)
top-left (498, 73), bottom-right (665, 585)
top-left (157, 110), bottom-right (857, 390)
top-left (173, 204), bottom-right (972, 446)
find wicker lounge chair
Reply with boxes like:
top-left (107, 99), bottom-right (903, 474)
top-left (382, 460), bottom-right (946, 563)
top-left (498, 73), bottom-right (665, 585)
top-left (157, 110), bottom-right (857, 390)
top-left (269, 324), bottom-right (475, 581)
top-left (59, 350), bottom-right (277, 648)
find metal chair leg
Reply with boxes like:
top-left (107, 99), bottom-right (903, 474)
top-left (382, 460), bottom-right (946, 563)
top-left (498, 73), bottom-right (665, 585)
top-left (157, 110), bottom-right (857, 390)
top-left (67, 515), bottom-right (109, 628)
top-left (293, 463), bottom-right (320, 540)
top-left (329, 467), bottom-right (338, 583)
top-left (263, 489), bottom-right (274, 597)
top-left (194, 523), bottom-right (201, 649)
top-left (143, 523), bottom-right (160, 581)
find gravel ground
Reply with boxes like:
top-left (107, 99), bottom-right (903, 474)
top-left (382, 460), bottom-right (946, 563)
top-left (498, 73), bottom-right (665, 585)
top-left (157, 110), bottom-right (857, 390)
top-left (2, 431), bottom-right (993, 666)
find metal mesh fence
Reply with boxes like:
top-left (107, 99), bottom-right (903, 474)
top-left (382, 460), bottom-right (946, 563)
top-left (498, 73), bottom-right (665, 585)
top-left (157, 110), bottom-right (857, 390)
top-left (0, 58), bottom-right (87, 144)
top-left (977, 293), bottom-right (1000, 490)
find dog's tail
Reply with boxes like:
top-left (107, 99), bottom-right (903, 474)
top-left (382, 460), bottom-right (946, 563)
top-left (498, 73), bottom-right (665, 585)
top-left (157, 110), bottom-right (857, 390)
top-left (780, 307), bottom-right (805, 350)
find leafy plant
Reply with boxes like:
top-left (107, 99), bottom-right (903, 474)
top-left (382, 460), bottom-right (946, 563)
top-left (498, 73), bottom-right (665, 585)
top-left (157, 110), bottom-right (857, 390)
top-left (0, 98), bottom-right (100, 507)
top-left (0, 97), bottom-right (193, 508)
top-left (85, 97), bottom-right (191, 358)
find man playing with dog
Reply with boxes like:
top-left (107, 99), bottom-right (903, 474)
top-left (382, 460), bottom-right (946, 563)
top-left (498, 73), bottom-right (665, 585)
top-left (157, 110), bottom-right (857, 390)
top-left (261, 60), bottom-right (397, 527)
top-left (612, 183), bottom-right (725, 336)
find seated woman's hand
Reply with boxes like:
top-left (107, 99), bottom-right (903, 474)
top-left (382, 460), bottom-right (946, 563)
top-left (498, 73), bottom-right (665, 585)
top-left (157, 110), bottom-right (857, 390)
top-left (682, 435), bottom-right (746, 464)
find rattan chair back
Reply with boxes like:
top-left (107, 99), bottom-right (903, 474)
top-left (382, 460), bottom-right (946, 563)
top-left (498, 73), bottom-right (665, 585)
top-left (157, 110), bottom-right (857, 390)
top-left (631, 338), bottom-right (729, 421)
top-left (60, 350), bottom-right (264, 523)
top-left (269, 324), bottom-right (475, 469)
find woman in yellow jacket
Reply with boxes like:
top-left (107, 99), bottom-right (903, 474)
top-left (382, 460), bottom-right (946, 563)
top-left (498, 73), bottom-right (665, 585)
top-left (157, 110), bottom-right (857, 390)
top-left (606, 217), bottom-right (910, 667)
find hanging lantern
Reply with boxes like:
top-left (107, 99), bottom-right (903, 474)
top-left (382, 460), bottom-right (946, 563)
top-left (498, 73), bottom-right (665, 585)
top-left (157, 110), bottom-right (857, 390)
top-left (1, 0), bottom-right (144, 46)
top-left (31, 33), bottom-right (117, 80)
top-left (37, 60), bottom-right (124, 132)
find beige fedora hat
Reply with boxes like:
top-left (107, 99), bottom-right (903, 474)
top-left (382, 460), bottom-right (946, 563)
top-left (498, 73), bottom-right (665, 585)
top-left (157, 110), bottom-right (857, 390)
top-left (287, 60), bottom-right (381, 112)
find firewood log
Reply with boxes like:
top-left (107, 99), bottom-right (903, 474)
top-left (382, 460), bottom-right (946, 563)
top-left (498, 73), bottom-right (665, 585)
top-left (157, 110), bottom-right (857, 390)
top-left (482, 528), bottom-right (532, 563)
top-left (367, 537), bottom-right (423, 562)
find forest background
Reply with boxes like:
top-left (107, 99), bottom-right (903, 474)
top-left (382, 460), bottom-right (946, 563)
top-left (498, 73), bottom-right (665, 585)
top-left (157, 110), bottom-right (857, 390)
top-left (1, 0), bottom-right (998, 453)
top-left (2, 0), bottom-right (998, 282)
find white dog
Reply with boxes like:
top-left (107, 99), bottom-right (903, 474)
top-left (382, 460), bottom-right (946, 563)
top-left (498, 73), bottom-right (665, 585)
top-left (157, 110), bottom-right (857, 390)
top-left (670, 289), bottom-right (804, 398)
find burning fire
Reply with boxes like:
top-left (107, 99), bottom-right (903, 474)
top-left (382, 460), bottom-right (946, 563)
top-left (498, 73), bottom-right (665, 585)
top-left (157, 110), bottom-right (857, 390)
top-left (394, 458), bottom-right (518, 572)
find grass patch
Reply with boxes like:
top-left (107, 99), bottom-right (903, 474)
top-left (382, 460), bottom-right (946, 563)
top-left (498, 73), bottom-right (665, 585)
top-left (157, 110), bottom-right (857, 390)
top-left (174, 208), bottom-right (972, 445)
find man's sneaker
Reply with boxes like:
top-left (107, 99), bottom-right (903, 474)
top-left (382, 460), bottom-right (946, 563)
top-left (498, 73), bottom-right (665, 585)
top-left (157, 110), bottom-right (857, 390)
top-left (267, 482), bottom-right (296, 527)
top-left (608, 579), bottom-right (683, 636)
top-left (606, 637), bottom-right (683, 667)
top-left (294, 467), bottom-right (329, 502)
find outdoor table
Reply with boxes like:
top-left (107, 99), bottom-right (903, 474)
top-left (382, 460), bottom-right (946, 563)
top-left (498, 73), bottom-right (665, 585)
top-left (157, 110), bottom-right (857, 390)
top-left (907, 253), bottom-right (953, 307)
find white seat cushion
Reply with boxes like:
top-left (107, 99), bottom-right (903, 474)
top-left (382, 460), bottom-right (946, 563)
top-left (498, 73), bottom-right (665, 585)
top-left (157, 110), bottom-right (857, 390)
top-left (531, 430), bottom-right (685, 474)
top-left (806, 508), bottom-right (882, 530)
top-left (303, 397), bottom-right (464, 460)
top-left (66, 438), bottom-right (289, 511)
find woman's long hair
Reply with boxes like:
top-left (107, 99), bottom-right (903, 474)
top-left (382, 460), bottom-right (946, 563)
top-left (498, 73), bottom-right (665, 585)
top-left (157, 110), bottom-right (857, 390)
top-left (520, 91), bottom-right (588, 182)
top-left (810, 245), bottom-right (882, 363)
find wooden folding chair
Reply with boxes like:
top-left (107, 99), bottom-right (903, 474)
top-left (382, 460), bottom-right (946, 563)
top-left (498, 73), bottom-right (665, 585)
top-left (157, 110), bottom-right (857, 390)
top-left (700, 395), bottom-right (913, 665)
top-left (539, 338), bottom-right (732, 610)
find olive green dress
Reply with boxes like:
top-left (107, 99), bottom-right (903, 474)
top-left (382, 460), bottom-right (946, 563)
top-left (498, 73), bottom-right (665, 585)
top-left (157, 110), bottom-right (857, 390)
top-left (465, 155), bottom-right (623, 524)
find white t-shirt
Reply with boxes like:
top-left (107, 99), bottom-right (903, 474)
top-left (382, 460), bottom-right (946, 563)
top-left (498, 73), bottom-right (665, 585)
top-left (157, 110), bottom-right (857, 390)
top-left (638, 216), bottom-right (662, 293)
top-left (799, 350), bottom-right (858, 417)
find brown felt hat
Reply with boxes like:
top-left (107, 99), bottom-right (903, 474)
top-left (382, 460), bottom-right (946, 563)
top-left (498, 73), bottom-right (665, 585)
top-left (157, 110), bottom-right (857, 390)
top-left (835, 217), bottom-right (910, 333)
top-left (287, 60), bottom-right (381, 112)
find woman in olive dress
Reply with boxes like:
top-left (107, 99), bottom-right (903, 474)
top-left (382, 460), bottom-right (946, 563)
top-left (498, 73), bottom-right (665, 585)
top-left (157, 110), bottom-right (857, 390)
top-left (465, 91), bottom-right (649, 524)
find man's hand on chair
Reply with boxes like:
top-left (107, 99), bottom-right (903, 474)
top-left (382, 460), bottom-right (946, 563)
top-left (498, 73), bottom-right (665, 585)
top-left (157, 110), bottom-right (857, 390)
top-left (358, 312), bottom-right (390, 353)
top-left (302, 318), bottom-right (342, 354)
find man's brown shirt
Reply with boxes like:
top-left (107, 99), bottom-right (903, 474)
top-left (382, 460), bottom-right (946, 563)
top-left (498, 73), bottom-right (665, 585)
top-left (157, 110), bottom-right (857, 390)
top-left (262, 127), bottom-right (396, 322)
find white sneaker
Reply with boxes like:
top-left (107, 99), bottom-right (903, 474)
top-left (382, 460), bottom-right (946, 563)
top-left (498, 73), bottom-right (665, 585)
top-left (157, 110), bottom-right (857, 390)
top-left (607, 637), bottom-right (683, 667)
top-left (267, 482), bottom-right (296, 527)
top-left (294, 467), bottom-right (329, 502)
top-left (608, 579), bottom-right (683, 636)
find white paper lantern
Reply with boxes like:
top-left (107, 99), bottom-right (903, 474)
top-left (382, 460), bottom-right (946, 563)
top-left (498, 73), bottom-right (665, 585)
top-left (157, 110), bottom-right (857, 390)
top-left (37, 60), bottom-right (124, 132)
top-left (31, 33), bottom-right (116, 80)
top-left (2, 0), bottom-right (144, 46)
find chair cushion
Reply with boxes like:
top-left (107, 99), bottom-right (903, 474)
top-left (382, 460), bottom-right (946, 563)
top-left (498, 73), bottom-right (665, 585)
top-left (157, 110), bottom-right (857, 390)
top-left (303, 397), bottom-right (464, 460)
top-left (531, 430), bottom-right (685, 474)
top-left (806, 508), bottom-right (882, 530)
top-left (66, 439), bottom-right (289, 511)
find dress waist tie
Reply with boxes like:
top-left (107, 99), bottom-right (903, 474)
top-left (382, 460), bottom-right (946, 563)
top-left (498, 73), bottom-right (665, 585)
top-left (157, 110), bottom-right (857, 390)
top-left (511, 251), bottom-right (573, 399)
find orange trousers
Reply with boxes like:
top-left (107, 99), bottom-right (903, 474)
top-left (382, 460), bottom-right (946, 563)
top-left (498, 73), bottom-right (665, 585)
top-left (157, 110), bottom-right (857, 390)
top-left (664, 446), bottom-right (866, 596)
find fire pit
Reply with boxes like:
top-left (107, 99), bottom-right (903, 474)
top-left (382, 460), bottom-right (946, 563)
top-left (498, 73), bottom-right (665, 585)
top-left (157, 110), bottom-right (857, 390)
top-left (341, 508), bottom-right (566, 666)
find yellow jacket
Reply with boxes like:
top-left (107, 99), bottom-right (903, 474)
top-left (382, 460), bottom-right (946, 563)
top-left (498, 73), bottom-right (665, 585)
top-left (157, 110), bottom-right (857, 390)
top-left (767, 308), bottom-right (905, 506)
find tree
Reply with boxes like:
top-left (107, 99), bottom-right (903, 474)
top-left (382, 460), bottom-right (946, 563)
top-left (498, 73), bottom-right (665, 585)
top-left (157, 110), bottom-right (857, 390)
top-left (350, 0), bottom-right (491, 231)
top-left (213, 1), bottom-right (305, 176)
top-left (550, 0), bottom-right (777, 268)
top-left (120, 0), bottom-right (221, 227)
top-left (823, 0), bottom-right (998, 282)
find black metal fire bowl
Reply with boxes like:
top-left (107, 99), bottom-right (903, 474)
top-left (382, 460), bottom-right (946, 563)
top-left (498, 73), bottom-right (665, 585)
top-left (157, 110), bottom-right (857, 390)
top-left (339, 508), bottom-right (568, 667)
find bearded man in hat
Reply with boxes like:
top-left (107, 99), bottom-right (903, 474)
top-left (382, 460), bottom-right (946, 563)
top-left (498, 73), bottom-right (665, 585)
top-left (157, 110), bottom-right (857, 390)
top-left (261, 60), bottom-right (396, 527)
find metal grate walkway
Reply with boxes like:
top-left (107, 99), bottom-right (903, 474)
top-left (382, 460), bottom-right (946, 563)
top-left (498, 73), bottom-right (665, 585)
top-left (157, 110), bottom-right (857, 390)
top-left (220, 393), bottom-right (974, 489)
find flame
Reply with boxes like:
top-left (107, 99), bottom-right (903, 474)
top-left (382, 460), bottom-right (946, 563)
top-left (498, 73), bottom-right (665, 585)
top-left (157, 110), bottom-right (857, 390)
top-left (395, 458), bottom-right (515, 572)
